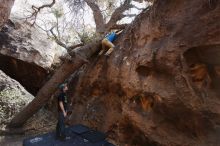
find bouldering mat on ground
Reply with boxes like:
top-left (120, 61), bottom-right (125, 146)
top-left (81, 130), bottom-right (106, 143)
top-left (23, 124), bottom-right (114, 146)
top-left (69, 124), bottom-right (90, 134)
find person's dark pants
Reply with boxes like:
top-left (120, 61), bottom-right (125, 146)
top-left (56, 112), bottom-right (66, 138)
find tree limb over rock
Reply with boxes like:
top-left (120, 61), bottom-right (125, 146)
top-left (9, 40), bottom-right (101, 128)
top-left (9, 0), bottom-right (139, 128)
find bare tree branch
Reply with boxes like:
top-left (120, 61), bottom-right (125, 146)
top-left (110, 24), bottom-right (128, 30)
top-left (26, 0), bottom-right (56, 26)
top-left (105, 0), bottom-right (133, 30)
top-left (49, 27), bottom-right (84, 51)
top-left (84, 0), bottom-right (105, 33)
top-left (68, 43), bottom-right (84, 50)
top-left (131, 4), bottom-right (145, 10)
top-left (35, 20), bottom-right (83, 51)
top-left (35, 23), bottom-right (74, 49)
top-left (65, 0), bottom-right (147, 33)
top-left (55, 16), bottom-right (61, 39)
top-left (124, 14), bottom-right (137, 17)
top-left (49, 27), bottom-right (68, 49)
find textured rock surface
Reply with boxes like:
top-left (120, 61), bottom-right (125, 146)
top-left (68, 1), bottom-right (220, 146)
top-left (0, 70), bottom-right (34, 129)
top-left (0, 0), bottom-right (15, 29)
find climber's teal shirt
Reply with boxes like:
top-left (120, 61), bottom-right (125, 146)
top-left (105, 32), bottom-right (116, 42)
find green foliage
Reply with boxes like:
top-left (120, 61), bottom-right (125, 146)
top-left (52, 7), bottom-right (64, 18)
top-left (77, 30), bottom-right (100, 44)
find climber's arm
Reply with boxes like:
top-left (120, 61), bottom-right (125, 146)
top-left (59, 101), bottom-right (67, 117)
top-left (116, 30), bottom-right (123, 35)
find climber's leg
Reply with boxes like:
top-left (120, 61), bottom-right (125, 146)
top-left (98, 49), bottom-right (105, 56)
top-left (56, 112), bottom-right (66, 139)
top-left (99, 39), bottom-right (107, 55)
top-left (99, 38), bottom-right (115, 56)
top-left (104, 39), bottom-right (115, 48)
top-left (103, 39), bottom-right (115, 56)
top-left (105, 47), bottom-right (114, 56)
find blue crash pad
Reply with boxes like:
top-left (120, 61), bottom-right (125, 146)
top-left (69, 124), bottom-right (90, 134)
top-left (81, 130), bottom-right (106, 143)
top-left (23, 124), bottom-right (114, 146)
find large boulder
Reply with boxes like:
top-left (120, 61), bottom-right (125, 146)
top-left (0, 20), bottom-right (66, 94)
top-left (0, 19), bottom-right (61, 70)
top-left (68, 1), bottom-right (220, 146)
top-left (0, 70), bottom-right (34, 129)
top-left (0, 0), bottom-right (15, 29)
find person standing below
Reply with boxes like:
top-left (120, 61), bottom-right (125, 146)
top-left (56, 83), bottom-right (68, 140)
top-left (99, 30), bottom-right (123, 56)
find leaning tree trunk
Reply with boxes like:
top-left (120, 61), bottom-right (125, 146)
top-left (9, 40), bottom-right (101, 127)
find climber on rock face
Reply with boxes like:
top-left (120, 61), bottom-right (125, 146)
top-left (99, 29), bottom-right (123, 56)
top-left (56, 83), bottom-right (68, 141)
